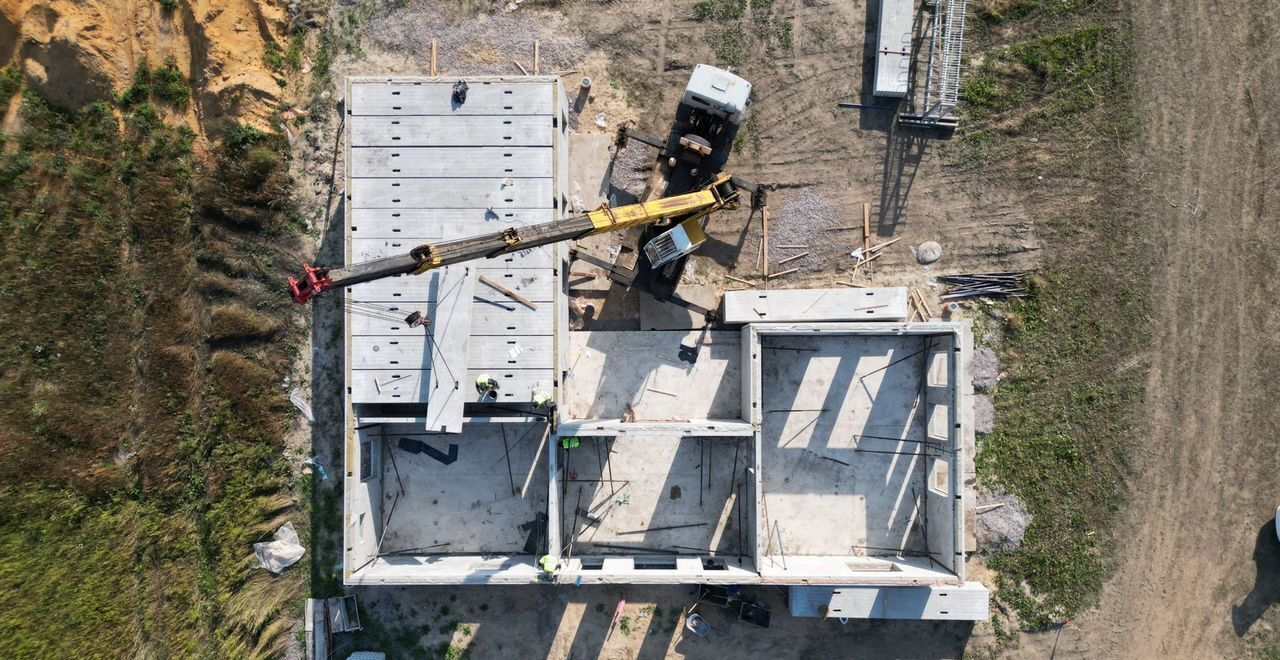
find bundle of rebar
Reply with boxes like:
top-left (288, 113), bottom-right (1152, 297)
top-left (938, 272), bottom-right (1026, 300)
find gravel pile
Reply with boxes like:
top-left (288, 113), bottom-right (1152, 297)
top-left (974, 486), bottom-right (1032, 550)
top-left (744, 187), bottom-right (854, 276)
top-left (364, 8), bottom-right (588, 76)
top-left (971, 347), bottom-right (1000, 390)
top-left (607, 140), bottom-right (656, 204)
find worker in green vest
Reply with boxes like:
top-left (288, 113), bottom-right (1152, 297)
top-left (475, 374), bottom-right (499, 401)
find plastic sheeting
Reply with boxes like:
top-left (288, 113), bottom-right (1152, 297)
top-left (254, 521), bottom-right (305, 573)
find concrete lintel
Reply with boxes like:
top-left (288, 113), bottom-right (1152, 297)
top-left (723, 287), bottom-right (909, 323)
top-left (348, 555), bottom-right (544, 586)
top-left (557, 419), bottom-right (756, 437)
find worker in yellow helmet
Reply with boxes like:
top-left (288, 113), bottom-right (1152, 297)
top-left (475, 374), bottom-right (499, 401)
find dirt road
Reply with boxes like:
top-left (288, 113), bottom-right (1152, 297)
top-left (1014, 2), bottom-right (1280, 658)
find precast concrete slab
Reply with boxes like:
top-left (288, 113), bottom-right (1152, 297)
top-left (564, 330), bottom-right (742, 422)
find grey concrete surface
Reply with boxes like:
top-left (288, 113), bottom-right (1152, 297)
top-left (378, 422), bottom-right (548, 554)
top-left (561, 435), bottom-right (748, 556)
top-left (759, 334), bottom-right (928, 557)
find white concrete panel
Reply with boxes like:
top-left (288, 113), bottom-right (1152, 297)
top-left (350, 238), bottom-right (553, 270)
top-left (350, 147), bottom-right (553, 178)
top-left (469, 304), bottom-right (554, 336)
top-left (468, 335), bottom-right (554, 370)
top-left (349, 276), bottom-right (436, 304)
top-left (350, 115), bottom-right (553, 147)
top-left (349, 208), bottom-right (556, 238)
top-left (874, 0), bottom-right (914, 97)
top-left (788, 584), bottom-right (989, 620)
top-left (350, 303), bottom-right (553, 337)
top-left (424, 265), bottom-right (477, 432)
top-left (349, 177), bottom-right (554, 209)
top-left (723, 287), bottom-right (909, 323)
top-left (464, 369), bottom-right (554, 403)
top-left (350, 335), bottom-right (433, 369)
top-left (351, 369), bottom-right (428, 403)
top-left (349, 81), bottom-right (553, 116)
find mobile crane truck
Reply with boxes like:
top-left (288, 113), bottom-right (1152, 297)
top-left (288, 173), bottom-right (753, 306)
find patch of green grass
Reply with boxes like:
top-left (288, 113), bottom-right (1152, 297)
top-left (692, 0), bottom-right (747, 21)
top-left (158, 0), bottom-right (179, 11)
top-left (965, 0), bottom-right (1144, 631)
top-left (962, 25), bottom-right (1128, 127)
top-left (692, 0), bottom-right (791, 66)
top-left (973, 0), bottom-right (1099, 24)
top-left (116, 56), bottom-right (191, 108)
top-left (0, 67), bottom-right (21, 100)
top-left (619, 616), bottom-right (632, 635)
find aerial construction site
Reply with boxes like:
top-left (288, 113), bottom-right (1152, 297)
top-left (294, 0), bottom-right (989, 641)
top-left (2, 0), bottom-right (1271, 657)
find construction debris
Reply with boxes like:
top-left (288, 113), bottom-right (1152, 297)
top-left (938, 272), bottom-right (1026, 300)
top-left (253, 522), bottom-right (305, 573)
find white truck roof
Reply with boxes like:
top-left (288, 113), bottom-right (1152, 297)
top-left (682, 64), bottom-right (752, 124)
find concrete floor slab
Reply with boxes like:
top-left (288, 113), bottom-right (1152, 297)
top-left (379, 422), bottom-right (549, 555)
top-left (758, 334), bottom-right (929, 557)
top-left (564, 330), bottom-right (742, 421)
top-left (560, 435), bottom-right (748, 556)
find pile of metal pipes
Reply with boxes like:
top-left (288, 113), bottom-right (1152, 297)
top-left (938, 272), bottom-right (1026, 300)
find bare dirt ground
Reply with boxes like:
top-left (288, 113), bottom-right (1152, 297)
top-left (1008, 2), bottom-right (1280, 658)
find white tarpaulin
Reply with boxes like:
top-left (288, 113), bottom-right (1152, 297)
top-left (254, 521), bottom-right (305, 573)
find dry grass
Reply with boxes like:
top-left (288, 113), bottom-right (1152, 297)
top-left (0, 88), bottom-right (305, 656)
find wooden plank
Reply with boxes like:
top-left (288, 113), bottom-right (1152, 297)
top-left (349, 177), bottom-right (554, 209)
top-left (350, 115), bottom-right (553, 147)
top-left (430, 41), bottom-right (437, 76)
top-left (471, 269), bottom-right (555, 302)
top-left (350, 147), bottom-right (553, 178)
top-left (349, 81), bottom-right (553, 116)
top-left (349, 208), bottom-right (556, 238)
top-left (468, 335), bottom-right (555, 369)
top-left (762, 205), bottom-right (770, 287)
top-left (479, 274), bottom-right (538, 310)
top-left (862, 202), bottom-right (871, 271)
top-left (778, 251), bottom-right (809, 264)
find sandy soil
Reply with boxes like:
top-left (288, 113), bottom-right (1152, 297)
top-left (1008, 2), bottom-right (1280, 658)
top-left (0, 0), bottom-right (292, 131)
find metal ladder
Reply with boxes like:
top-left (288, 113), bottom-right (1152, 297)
top-left (901, 0), bottom-right (967, 127)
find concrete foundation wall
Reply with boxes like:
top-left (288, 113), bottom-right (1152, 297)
top-left (745, 322), bottom-right (971, 586)
top-left (344, 427), bottom-right (384, 581)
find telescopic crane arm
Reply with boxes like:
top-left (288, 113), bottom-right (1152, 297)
top-left (289, 174), bottom-right (749, 304)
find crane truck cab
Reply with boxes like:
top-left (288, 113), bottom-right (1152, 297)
top-left (682, 64), bottom-right (752, 126)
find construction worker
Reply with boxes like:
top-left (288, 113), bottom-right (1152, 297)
top-left (539, 554), bottom-right (560, 577)
top-left (475, 374), bottom-right (499, 401)
top-left (532, 390), bottom-right (559, 433)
